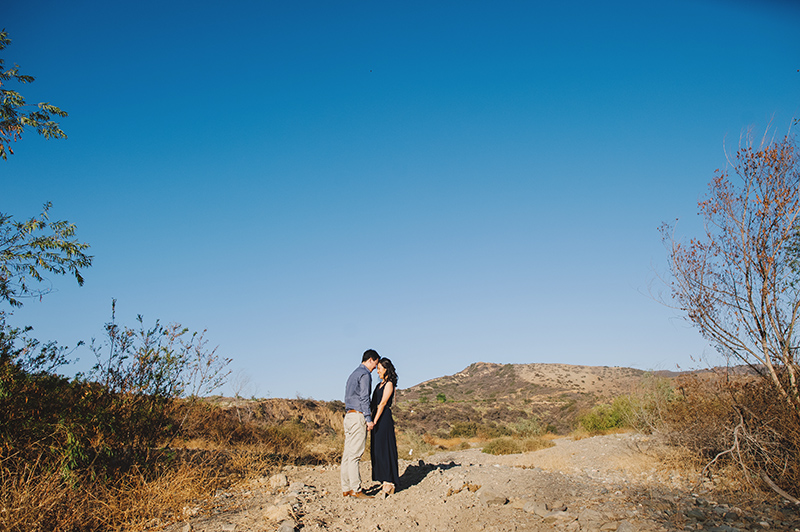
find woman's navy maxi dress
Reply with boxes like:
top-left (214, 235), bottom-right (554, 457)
top-left (370, 382), bottom-right (400, 486)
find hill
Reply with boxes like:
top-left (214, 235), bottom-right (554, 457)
top-left (393, 362), bottom-right (673, 435)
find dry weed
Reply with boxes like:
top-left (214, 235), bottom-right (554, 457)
top-left (0, 456), bottom-right (228, 532)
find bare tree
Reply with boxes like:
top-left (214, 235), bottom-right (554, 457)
top-left (661, 128), bottom-right (800, 419)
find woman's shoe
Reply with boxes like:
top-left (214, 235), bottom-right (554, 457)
top-left (382, 482), bottom-right (395, 495)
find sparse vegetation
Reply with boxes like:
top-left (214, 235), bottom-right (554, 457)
top-left (482, 436), bottom-right (554, 455)
top-left (578, 373), bottom-right (675, 435)
top-left (663, 130), bottom-right (800, 500)
top-left (664, 372), bottom-right (800, 501)
top-left (0, 296), bottom-right (372, 532)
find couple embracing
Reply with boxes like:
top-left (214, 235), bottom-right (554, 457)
top-left (341, 349), bottom-right (399, 499)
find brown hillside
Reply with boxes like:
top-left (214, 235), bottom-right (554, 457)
top-left (393, 362), bottom-right (668, 435)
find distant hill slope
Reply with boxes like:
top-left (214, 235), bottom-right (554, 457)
top-left (398, 362), bottom-right (654, 403)
top-left (393, 362), bottom-right (677, 435)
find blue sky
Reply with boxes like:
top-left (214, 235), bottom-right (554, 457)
top-left (3, 0), bottom-right (799, 400)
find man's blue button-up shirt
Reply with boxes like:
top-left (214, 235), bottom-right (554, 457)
top-left (344, 364), bottom-right (373, 423)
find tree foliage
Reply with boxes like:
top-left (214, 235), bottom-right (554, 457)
top-left (1, 30), bottom-right (88, 307)
top-left (0, 29), bottom-right (67, 160)
top-left (0, 202), bottom-right (92, 307)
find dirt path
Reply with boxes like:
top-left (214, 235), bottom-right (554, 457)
top-left (170, 433), bottom-right (800, 532)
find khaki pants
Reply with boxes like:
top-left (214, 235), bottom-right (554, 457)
top-left (340, 412), bottom-right (367, 493)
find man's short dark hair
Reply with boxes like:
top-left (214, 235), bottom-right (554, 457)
top-left (362, 349), bottom-right (380, 362)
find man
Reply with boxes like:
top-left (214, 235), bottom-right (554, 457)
top-left (341, 349), bottom-right (380, 498)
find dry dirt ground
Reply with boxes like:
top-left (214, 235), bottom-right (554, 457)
top-left (168, 433), bottom-right (800, 532)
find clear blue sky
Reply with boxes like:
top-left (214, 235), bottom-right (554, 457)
top-left (3, 0), bottom-right (799, 400)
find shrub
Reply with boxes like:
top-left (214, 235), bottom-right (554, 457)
top-left (577, 375), bottom-right (675, 435)
top-left (482, 437), bottom-right (521, 455)
top-left (511, 417), bottom-right (543, 437)
top-left (0, 304), bottom-right (237, 531)
top-left (522, 436), bottom-right (555, 453)
top-left (617, 373), bottom-right (675, 432)
top-left (666, 373), bottom-right (800, 499)
top-left (578, 401), bottom-right (627, 434)
top-left (481, 436), bottom-right (553, 455)
top-left (449, 422), bottom-right (478, 438)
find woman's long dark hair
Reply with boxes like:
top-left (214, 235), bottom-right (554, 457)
top-left (379, 357), bottom-right (398, 387)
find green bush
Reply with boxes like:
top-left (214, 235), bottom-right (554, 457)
top-left (578, 401), bottom-right (627, 433)
top-left (578, 376), bottom-right (675, 435)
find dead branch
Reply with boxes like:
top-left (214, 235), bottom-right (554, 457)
top-left (760, 470), bottom-right (800, 504)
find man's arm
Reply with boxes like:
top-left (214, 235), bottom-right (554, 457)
top-left (358, 371), bottom-right (373, 423)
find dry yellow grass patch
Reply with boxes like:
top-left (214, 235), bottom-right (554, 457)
top-left (422, 434), bottom-right (467, 449)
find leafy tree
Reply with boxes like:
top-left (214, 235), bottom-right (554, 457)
top-left (0, 30), bottom-right (90, 307)
top-left (0, 29), bottom-right (67, 160)
top-left (0, 202), bottom-right (92, 307)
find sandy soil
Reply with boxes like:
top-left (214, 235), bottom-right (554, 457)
top-left (168, 433), bottom-right (800, 532)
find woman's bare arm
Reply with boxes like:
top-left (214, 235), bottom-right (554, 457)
top-left (372, 382), bottom-right (394, 425)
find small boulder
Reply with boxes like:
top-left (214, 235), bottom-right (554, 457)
top-left (269, 473), bottom-right (289, 490)
top-left (477, 489), bottom-right (508, 507)
top-left (277, 519), bottom-right (297, 532)
top-left (523, 501), bottom-right (549, 518)
top-left (542, 510), bottom-right (574, 525)
top-left (578, 508), bottom-right (604, 527)
top-left (263, 503), bottom-right (292, 522)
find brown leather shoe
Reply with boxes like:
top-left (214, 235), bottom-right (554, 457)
top-left (352, 490), bottom-right (373, 499)
top-left (342, 490), bottom-right (354, 497)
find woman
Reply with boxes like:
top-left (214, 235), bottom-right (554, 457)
top-left (370, 357), bottom-right (399, 494)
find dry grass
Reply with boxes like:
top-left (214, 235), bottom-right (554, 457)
top-left (481, 436), bottom-right (555, 455)
top-left (569, 426), bottom-right (630, 441)
top-left (0, 397), bottom-right (346, 532)
top-left (0, 456), bottom-right (227, 532)
top-left (396, 430), bottom-right (456, 460)
top-left (422, 434), bottom-right (466, 449)
top-left (665, 373), bottom-right (800, 501)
